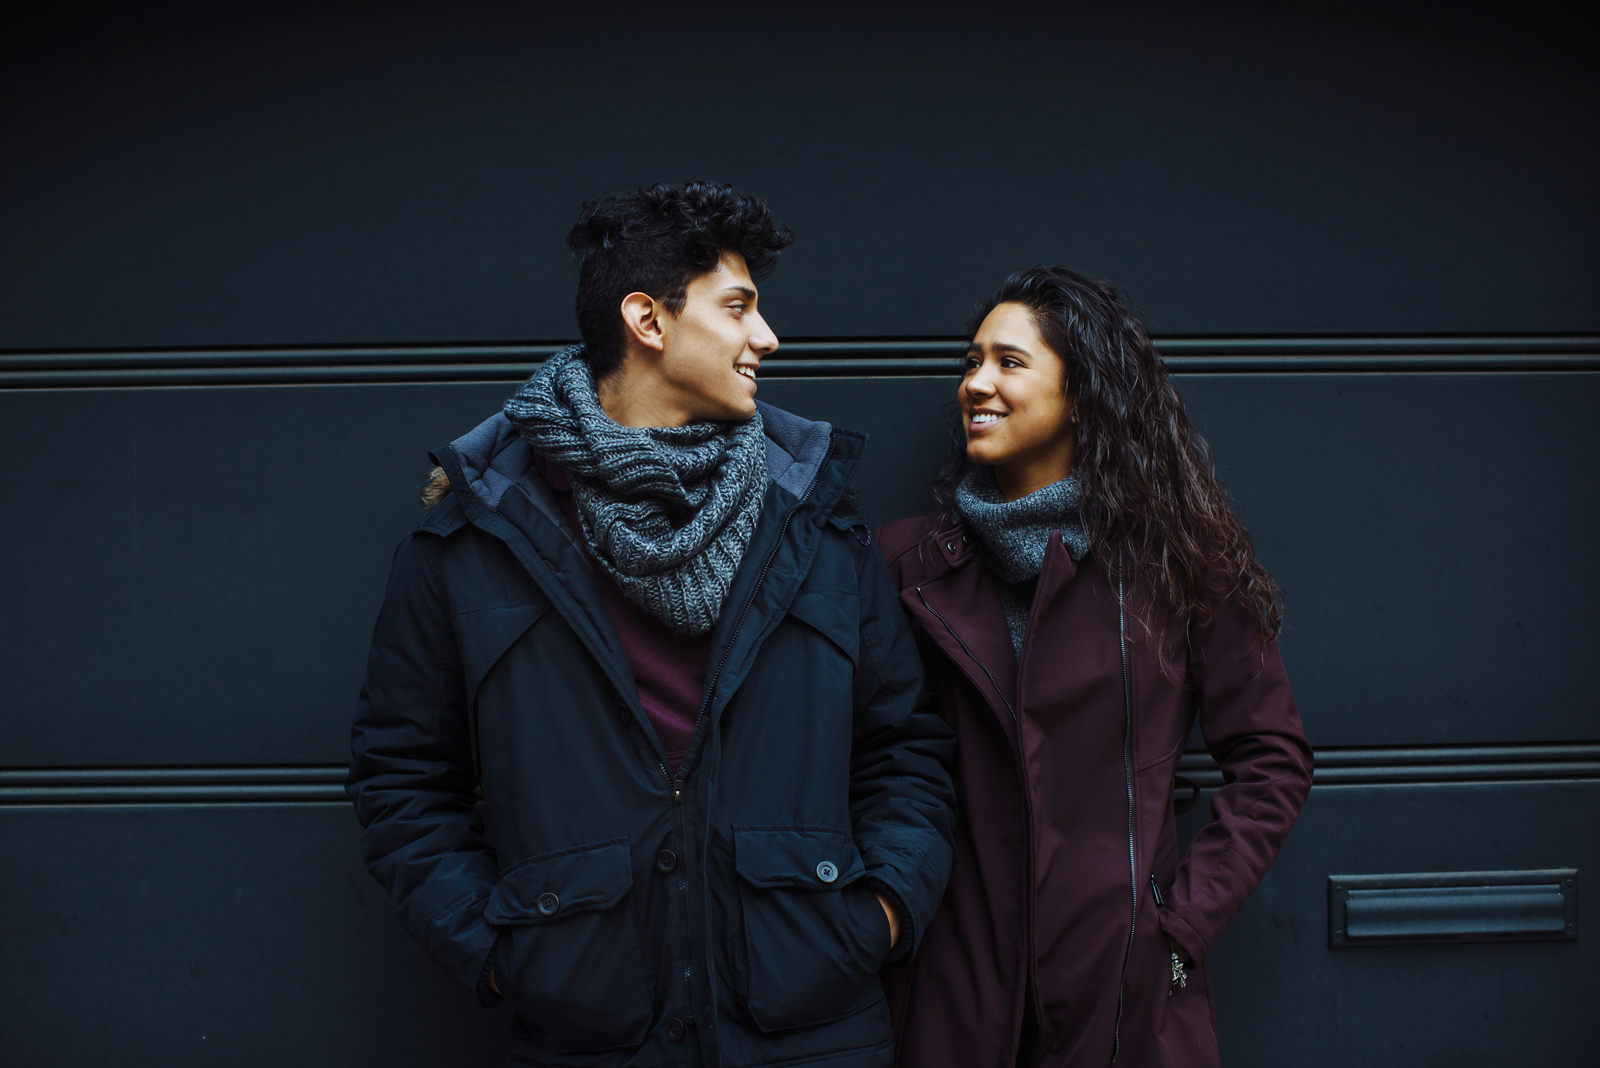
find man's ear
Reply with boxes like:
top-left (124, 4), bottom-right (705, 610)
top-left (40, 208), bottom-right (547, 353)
top-left (619, 292), bottom-right (666, 354)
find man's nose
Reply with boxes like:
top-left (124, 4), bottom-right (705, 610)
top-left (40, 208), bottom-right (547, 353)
top-left (748, 312), bottom-right (779, 356)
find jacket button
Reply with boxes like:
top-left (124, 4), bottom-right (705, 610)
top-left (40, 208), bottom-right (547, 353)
top-left (536, 892), bottom-right (559, 916)
top-left (666, 1017), bottom-right (685, 1042)
top-left (945, 541), bottom-right (956, 553)
top-left (656, 849), bottom-right (677, 873)
top-left (815, 860), bottom-right (839, 883)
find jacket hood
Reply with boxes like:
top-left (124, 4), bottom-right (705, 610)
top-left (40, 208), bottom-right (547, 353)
top-left (437, 402), bottom-right (835, 518)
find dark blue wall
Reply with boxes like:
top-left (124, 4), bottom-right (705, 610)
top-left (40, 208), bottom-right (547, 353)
top-left (2, 3), bottom-right (1595, 1065)
top-left (3, 0), bottom-right (1596, 348)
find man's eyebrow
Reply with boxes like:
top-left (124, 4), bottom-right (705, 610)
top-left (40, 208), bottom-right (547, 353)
top-left (722, 285), bottom-right (756, 300)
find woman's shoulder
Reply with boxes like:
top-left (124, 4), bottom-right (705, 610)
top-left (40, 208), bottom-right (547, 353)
top-left (873, 509), bottom-right (958, 583)
top-left (874, 510), bottom-right (946, 557)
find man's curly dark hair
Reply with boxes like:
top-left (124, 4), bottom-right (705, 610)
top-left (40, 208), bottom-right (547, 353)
top-left (567, 181), bottom-right (795, 377)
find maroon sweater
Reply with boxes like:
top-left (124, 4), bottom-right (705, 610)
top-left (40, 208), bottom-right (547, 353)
top-left (535, 455), bottom-right (709, 769)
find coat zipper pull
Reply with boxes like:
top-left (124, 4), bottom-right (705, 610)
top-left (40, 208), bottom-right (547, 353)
top-left (672, 777), bottom-right (685, 803)
top-left (1148, 873), bottom-right (1187, 995)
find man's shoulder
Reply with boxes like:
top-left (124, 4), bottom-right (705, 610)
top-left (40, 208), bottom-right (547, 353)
top-left (416, 490), bottom-right (469, 537)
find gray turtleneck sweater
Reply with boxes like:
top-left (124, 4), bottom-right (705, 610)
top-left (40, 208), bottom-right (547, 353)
top-left (955, 467), bottom-right (1090, 660)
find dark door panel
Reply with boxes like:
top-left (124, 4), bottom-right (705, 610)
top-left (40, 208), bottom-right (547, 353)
top-left (4, 4), bottom-right (1595, 348)
top-left (0, 803), bottom-right (509, 1066)
top-left (1, 358), bottom-right (1594, 1065)
top-left (1178, 780), bottom-right (1599, 1066)
top-left (0, 378), bottom-right (963, 766)
top-left (5, 372), bottom-right (1593, 765)
top-left (1178, 372), bottom-right (1600, 745)
top-left (0, 384), bottom-right (510, 766)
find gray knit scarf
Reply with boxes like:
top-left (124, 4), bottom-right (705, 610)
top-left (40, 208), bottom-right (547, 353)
top-left (503, 345), bottom-right (768, 635)
top-left (955, 466), bottom-right (1090, 659)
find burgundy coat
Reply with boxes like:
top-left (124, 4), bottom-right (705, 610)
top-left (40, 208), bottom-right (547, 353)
top-left (876, 512), bottom-right (1312, 1068)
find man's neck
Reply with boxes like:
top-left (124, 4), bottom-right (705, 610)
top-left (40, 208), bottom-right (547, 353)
top-left (596, 358), bottom-right (694, 428)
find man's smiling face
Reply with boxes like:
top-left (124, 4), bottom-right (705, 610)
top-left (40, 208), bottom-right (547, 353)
top-left (655, 250), bottom-right (779, 423)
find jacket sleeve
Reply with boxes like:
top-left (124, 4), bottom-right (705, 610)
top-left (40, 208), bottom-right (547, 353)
top-left (847, 535), bottom-right (958, 963)
top-left (1158, 590), bottom-right (1314, 961)
top-left (346, 531), bottom-right (503, 1002)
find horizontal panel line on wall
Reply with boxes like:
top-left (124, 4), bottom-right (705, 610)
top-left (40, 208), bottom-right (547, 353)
top-left (3, 744), bottom-right (1596, 804)
top-left (1177, 743), bottom-right (1600, 789)
top-left (0, 765), bottom-right (349, 804)
top-left (2, 336), bottom-right (1596, 388)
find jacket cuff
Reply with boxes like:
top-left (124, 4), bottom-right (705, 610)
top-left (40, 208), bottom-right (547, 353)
top-left (865, 876), bottom-right (916, 966)
top-left (475, 931), bottom-right (506, 1008)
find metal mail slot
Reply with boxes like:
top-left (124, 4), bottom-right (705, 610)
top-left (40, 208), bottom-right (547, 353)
top-left (1328, 869), bottom-right (1578, 947)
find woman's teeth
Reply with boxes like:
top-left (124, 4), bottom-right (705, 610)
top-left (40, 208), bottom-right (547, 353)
top-left (971, 413), bottom-right (1003, 424)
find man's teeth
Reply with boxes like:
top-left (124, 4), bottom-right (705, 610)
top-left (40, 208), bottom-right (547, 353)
top-left (736, 366), bottom-right (756, 380)
top-left (971, 413), bottom-right (1003, 424)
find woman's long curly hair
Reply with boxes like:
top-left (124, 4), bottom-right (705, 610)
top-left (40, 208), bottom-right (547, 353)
top-left (934, 265), bottom-right (1283, 641)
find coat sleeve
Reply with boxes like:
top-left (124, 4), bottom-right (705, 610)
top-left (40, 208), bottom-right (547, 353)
top-left (346, 531), bottom-right (502, 1002)
top-left (847, 534), bottom-right (958, 963)
top-left (1158, 590), bottom-right (1314, 961)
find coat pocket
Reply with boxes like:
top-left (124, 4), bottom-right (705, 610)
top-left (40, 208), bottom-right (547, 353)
top-left (787, 591), bottom-right (859, 664)
top-left (486, 838), bottom-right (652, 1053)
top-left (733, 826), bottom-right (889, 1032)
top-left (455, 599), bottom-right (552, 711)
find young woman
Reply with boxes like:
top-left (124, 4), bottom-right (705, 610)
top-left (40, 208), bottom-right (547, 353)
top-left (877, 266), bottom-right (1313, 1068)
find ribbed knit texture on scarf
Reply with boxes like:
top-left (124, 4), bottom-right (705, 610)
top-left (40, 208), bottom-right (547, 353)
top-left (955, 466), bottom-right (1090, 660)
top-left (503, 345), bottom-right (768, 635)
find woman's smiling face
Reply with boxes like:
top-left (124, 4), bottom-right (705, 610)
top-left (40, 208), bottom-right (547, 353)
top-left (959, 301), bottom-right (1077, 500)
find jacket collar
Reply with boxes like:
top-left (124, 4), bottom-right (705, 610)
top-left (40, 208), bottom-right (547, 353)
top-left (431, 414), bottom-right (640, 717)
top-left (700, 417), bottom-right (864, 727)
top-left (430, 406), bottom-right (864, 745)
top-left (900, 516), bottom-right (1084, 736)
top-left (435, 406), bottom-right (840, 532)
top-left (900, 517), bottom-right (1020, 733)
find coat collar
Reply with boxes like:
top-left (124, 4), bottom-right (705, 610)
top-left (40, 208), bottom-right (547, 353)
top-left (900, 518), bottom-right (1020, 736)
top-left (701, 423), bottom-right (863, 724)
top-left (899, 517), bottom-right (1084, 738)
top-left (428, 407), bottom-right (866, 756)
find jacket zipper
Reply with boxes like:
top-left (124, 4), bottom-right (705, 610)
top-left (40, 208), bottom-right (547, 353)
top-left (914, 587), bottom-right (1017, 723)
top-left (667, 435), bottom-right (836, 1036)
top-left (1111, 551), bottom-right (1136, 1063)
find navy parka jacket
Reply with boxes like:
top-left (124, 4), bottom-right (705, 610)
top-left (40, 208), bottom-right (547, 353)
top-left (347, 402), bottom-right (957, 1068)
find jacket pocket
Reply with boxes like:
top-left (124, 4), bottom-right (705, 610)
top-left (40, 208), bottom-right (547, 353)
top-left (486, 838), bottom-right (652, 1053)
top-left (733, 826), bottom-right (889, 1032)
top-left (787, 591), bottom-right (859, 664)
top-left (455, 599), bottom-right (552, 710)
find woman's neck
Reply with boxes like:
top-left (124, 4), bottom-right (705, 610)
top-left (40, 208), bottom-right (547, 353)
top-left (994, 454), bottom-right (1074, 503)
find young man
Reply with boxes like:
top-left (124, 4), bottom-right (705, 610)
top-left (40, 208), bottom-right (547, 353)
top-left (347, 182), bottom-right (956, 1067)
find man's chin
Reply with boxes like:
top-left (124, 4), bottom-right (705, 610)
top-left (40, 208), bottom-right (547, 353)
top-left (713, 395), bottom-right (759, 423)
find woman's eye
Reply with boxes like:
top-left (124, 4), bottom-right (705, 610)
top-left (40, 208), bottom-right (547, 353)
top-left (1001, 357), bottom-right (1022, 368)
